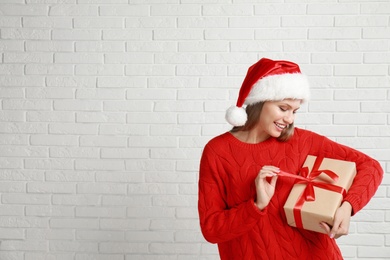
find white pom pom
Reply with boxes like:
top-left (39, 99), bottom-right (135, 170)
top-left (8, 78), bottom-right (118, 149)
top-left (225, 106), bottom-right (247, 126)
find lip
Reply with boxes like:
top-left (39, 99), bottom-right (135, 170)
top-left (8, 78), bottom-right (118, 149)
top-left (275, 122), bottom-right (287, 131)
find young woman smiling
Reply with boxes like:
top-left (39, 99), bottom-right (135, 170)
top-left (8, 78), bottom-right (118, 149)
top-left (198, 58), bottom-right (383, 260)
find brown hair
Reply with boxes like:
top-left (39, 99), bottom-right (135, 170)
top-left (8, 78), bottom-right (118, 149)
top-left (230, 101), bottom-right (294, 142)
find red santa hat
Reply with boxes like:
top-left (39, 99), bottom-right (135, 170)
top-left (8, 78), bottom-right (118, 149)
top-left (226, 58), bottom-right (310, 126)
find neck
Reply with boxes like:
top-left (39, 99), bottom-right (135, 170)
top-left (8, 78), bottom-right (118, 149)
top-left (232, 129), bottom-right (270, 144)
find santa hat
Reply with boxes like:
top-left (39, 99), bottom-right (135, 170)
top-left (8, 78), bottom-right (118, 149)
top-left (225, 58), bottom-right (310, 126)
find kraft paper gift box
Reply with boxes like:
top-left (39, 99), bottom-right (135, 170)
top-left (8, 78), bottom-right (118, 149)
top-left (283, 155), bottom-right (356, 234)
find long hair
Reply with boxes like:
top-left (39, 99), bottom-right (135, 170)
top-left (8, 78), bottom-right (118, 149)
top-left (230, 101), bottom-right (294, 142)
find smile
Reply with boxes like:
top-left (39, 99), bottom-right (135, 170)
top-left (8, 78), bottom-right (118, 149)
top-left (275, 123), bottom-right (287, 130)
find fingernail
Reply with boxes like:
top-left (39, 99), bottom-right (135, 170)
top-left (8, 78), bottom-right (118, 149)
top-left (330, 233), bottom-right (334, 239)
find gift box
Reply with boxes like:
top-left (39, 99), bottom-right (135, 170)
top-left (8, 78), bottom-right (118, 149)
top-left (283, 155), bottom-right (356, 234)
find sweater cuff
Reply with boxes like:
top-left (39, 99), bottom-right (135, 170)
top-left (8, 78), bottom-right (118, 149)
top-left (248, 198), bottom-right (268, 218)
top-left (343, 195), bottom-right (361, 216)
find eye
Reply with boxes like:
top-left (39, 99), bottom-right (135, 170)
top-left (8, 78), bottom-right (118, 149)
top-left (279, 106), bottom-right (287, 112)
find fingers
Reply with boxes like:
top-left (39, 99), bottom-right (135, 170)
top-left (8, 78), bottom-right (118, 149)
top-left (319, 221), bottom-right (348, 239)
top-left (258, 166), bottom-right (280, 178)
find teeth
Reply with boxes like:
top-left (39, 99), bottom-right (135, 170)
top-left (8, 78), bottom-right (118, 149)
top-left (275, 123), bottom-right (286, 129)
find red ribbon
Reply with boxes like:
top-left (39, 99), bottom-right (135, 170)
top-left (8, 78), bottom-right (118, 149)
top-left (279, 156), bottom-right (347, 229)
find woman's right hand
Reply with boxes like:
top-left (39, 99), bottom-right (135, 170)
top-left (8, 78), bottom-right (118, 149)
top-left (254, 166), bottom-right (279, 210)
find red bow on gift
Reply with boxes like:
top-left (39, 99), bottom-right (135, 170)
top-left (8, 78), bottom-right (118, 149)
top-left (278, 156), bottom-right (347, 229)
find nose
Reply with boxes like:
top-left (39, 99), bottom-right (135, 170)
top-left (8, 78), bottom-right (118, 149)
top-left (284, 111), bottom-right (294, 124)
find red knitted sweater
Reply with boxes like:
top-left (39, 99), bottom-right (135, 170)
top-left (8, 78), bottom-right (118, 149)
top-left (198, 128), bottom-right (383, 260)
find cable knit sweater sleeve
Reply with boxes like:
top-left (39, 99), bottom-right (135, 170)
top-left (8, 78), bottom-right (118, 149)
top-left (317, 135), bottom-right (383, 215)
top-left (198, 143), bottom-right (265, 244)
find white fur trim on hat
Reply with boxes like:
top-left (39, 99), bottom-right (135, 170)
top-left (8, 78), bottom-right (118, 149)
top-left (244, 73), bottom-right (310, 105)
top-left (225, 105), bottom-right (247, 127)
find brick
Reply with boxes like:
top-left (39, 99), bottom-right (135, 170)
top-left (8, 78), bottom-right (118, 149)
top-left (27, 111), bottom-right (75, 122)
top-left (127, 112), bottom-right (176, 124)
top-left (1, 28), bottom-right (50, 40)
top-left (178, 17), bottom-right (227, 28)
top-left (127, 17), bottom-right (176, 28)
top-left (256, 28), bottom-right (307, 40)
top-left (1, 240), bottom-right (47, 251)
top-left (335, 15), bottom-right (388, 27)
top-left (98, 76), bottom-right (146, 88)
top-left (284, 40), bottom-right (335, 52)
top-left (26, 88), bottom-right (74, 99)
top-left (49, 123), bottom-right (98, 135)
top-left (52, 194), bottom-right (100, 206)
top-left (0, 145), bottom-right (47, 158)
top-left (358, 246), bottom-right (390, 258)
top-left (128, 183), bottom-right (177, 195)
top-left (363, 28), bottom-right (390, 39)
top-left (74, 17), bottom-right (123, 28)
top-left (75, 159), bottom-right (125, 171)
top-left (54, 53), bottom-right (103, 63)
top-left (127, 206), bottom-right (175, 219)
top-left (177, 65), bottom-right (227, 76)
top-left (282, 16), bottom-right (333, 27)
top-left (255, 3), bottom-right (306, 15)
top-left (125, 160), bottom-right (174, 172)
top-left (104, 100), bottom-right (153, 112)
top-left (334, 89), bottom-right (386, 100)
top-left (25, 253), bottom-right (74, 260)
top-left (337, 40), bottom-right (389, 52)
top-left (46, 171), bottom-right (95, 182)
top-left (0, 122), bottom-right (48, 134)
top-left (205, 29), bottom-right (253, 40)
top-left (155, 28), bottom-right (204, 40)
top-left (334, 113), bottom-right (386, 125)
top-left (50, 147), bottom-right (99, 158)
top-left (155, 52), bottom-right (204, 64)
top-left (0, 134), bottom-right (28, 145)
top-left (309, 28), bottom-right (361, 40)
top-left (0, 4), bottom-right (47, 15)
top-left (128, 41), bottom-right (176, 52)
top-left (96, 171), bottom-right (145, 183)
top-left (100, 5), bottom-right (149, 16)
top-left (76, 207), bottom-right (126, 218)
top-left (76, 230), bottom-right (124, 241)
top-left (46, 76), bottom-right (96, 87)
top-left (307, 3), bottom-right (358, 14)
top-left (30, 134), bottom-right (78, 146)
top-left (25, 158), bottom-right (74, 170)
top-left (103, 29), bottom-right (152, 40)
top-left (0, 16), bottom-right (21, 28)
top-left (361, 3), bottom-right (390, 14)
top-left (76, 41), bottom-right (125, 52)
top-left (77, 183), bottom-right (127, 195)
top-left (26, 40), bottom-right (73, 52)
top-left (105, 53), bottom-right (153, 64)
top-left (0, 111), bottom-right (24, 122)
top-left (75, 64), bottom-right (124, 76)
top-left (26, 206), bottom-right (74, 217)
top-left (23, 17), bottom-right (72, 28)
top-left (4, 52), bottom-right (52, 63)
top-left (335, 65), bottom-right (388, 76)
top-left (126, 231), bottom-right (173, 242)
top-left (99, 242), bottom-right (148, 254)
top-left (49, 5), bottom-right (98, 16)
top-left (311, 53), bottom-right (362, 64)
top-left (126, 64), bottom-right (173, 76)
top-left (0, 64), bottom-right (23, 75)
top-left (149, 242), bottom-right (200, 254)
top-left (101, 148), bottom-right (149, 159)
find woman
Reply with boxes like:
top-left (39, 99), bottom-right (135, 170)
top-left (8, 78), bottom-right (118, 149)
top-left (198, 58), bottom-right (383, 259)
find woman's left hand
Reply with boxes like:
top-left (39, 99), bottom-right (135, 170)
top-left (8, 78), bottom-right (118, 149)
top-left (319, 201), bottom-right (352, 239)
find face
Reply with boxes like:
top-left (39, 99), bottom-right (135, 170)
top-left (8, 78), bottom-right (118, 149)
top-left (257, 99), bottom-right (301, 139)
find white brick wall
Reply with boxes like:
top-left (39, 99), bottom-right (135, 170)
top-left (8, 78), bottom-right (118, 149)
top-left (0, 1), bottom-right (389, 259)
